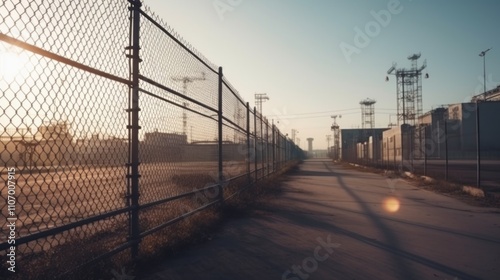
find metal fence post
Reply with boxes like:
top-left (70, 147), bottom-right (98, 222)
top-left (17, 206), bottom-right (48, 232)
top-left (217, 66), bottom-right (224, 202)
top-left (280, 134), bottom-right (283, 168)
top-left (266, 120), bottom-right (270, 177)
top-left (254, 107), bottom-right (258, 182)
top-left (285, 137), bottom-right (288, 162)
top-left (445, 119), bottom-right (448, 181)
top-left (424, 127), bottom-right (427, 177)
top-left (410, 127), bottom-right (414, 172)
top-left (393, 136), bottom-right (396, 170)
top-left (246, 102), bottom-right (251, 183)
top-left (128, 0), bottom-right (142, 260)
top-left (272, 121), bottom-right (276, 173)
top-left (260, 115), bottom-right (265, 177)
top-left (476, 102), bottom-right (481, 188)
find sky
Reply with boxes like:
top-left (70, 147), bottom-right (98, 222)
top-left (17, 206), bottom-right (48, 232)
top-left (143, 0), bottom-right (500, 150)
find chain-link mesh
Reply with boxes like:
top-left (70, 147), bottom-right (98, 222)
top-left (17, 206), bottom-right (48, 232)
top-left (0, 1), bottom-right (304, 278)
top-left (0, 0), bottom-right (131, 278)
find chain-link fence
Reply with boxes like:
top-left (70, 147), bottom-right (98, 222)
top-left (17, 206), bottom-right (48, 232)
top-left (0, 1), bottom-right (303, 278)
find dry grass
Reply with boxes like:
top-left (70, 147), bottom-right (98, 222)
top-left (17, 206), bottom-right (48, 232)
top-left (1, 216), bottom-right (130, 280)
top-left (1, 162), bottom-right (300, 279)
top-left (134, 161), bottom-right (299, 277)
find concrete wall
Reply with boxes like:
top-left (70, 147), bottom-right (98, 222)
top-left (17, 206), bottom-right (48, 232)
top-left (447, 101), bottom-right (500, 158)
top-left (382, 125), bottom-right (414, 162)
top-left (341, 128), bottom-right (388, 161)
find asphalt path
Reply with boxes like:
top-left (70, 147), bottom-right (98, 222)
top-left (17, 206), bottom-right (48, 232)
top-left (139, 159), bottom-right (500, 280)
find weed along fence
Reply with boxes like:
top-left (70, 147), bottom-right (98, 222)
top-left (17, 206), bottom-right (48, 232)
top-left (0, 1), bottom-right (303, 278)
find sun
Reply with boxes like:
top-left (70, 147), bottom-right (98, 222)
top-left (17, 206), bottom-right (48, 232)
top-left (0, 49), bottom-right (30, 82)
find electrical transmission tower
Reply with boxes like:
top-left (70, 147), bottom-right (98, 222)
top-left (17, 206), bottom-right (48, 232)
top-left (172, 72), bottom-right (206, 136)
top-left (386, 53), bottom-right (428, 126)
top-left (331, 115), bottom-right (341, 160)
top-left (325, 135), bottom-right (332, 156)
top-left (255, 93), bottom-right (269, 113)
top-left (291, 129), bottom-right (299, 144)
top-left (360, 98), bottom-right (376, 129)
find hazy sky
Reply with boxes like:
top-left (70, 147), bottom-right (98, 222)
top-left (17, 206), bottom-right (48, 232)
top-left (143, 0), bottom-right (500, 149)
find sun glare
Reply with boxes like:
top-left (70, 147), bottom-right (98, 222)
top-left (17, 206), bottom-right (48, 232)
top-left (0, 50), bottom-right (30, 82)
top-left (382, 197), bottom-right (401, 213)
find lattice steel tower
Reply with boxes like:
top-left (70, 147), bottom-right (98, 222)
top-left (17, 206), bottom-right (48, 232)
top-left (360, 98), bottom-right (376, 129)
top-left (386, 53), bottom-right (427, 126)
top-left (331, 115), bottom-right (341, 160)
top-left (172, 72), bottom-right (206, 135)
top-left (386, 53), bottom-right (429, 160)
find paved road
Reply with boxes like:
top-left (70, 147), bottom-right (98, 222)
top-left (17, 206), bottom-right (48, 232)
top-left (139, 159), bottom-right (500, 280)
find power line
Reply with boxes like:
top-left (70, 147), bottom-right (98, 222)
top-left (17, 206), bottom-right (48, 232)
top-left (275, 112), bottom-right (360, 120)
top-left (267, 107), bottom-right (360, 118)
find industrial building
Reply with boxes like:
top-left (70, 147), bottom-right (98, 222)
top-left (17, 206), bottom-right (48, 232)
top-left (0, 122), bottom-right (75, 167)
top-left (381, 124), bottom-right (414, 163)
top-left (446, 101), bottom-right (500, 158)
top-left (142, 131), bottom-right (188, 162)
top-left (471, 85), bottom-right (500, 102)
top-left (341, 128), bottom-right (388, 162)
top-left (380, 101), bottom-right (500, 163)
top-left (416, 107), bottom-right (448, 159)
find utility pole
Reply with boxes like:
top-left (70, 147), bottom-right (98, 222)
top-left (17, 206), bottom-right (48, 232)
top-left (172, 72), bottom-right (206, 136)
top-left (291, 129), bottom-right (299, 144)
top-left (326, 135), bottom-right (332, 156)
top-left (255, 93), bottom-right (269, 113)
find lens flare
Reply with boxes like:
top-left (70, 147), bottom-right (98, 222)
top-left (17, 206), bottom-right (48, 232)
top-left (382, 197), bottom-right (400, 213)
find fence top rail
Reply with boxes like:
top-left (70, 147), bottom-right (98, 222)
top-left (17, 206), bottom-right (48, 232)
top-left (0, 33), bottom-right (131, 86)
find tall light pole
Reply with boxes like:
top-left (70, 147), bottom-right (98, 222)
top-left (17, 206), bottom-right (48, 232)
top-left (479, 48), bottom-right (491, 96)
top-left (326, 135), bottom-right (332, 155)
top-left (476, 48), bottom-right (491, 188)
